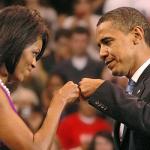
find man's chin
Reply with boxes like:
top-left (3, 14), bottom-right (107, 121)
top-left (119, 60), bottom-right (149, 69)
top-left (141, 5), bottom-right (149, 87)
top-left (112, 70), bottom-right (125, 77)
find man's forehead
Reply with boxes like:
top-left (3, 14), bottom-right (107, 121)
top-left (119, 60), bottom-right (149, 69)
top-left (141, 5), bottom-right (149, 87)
top-left (96, 21), bottom-right (121, 41)
top-left (96, 21), bottom-right (115, 35)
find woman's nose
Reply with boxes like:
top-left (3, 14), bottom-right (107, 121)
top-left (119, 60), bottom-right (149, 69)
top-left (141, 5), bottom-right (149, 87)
top-left (31, 58), bottom-right (37, 68)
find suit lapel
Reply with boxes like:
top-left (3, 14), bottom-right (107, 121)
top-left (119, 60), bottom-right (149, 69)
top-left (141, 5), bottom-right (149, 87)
top-left (121, 64), bottom-right (150, 147)
top-left (133, 64), bottom-right (150, 97)
top-left (114, 121), bottom-right (121, 150)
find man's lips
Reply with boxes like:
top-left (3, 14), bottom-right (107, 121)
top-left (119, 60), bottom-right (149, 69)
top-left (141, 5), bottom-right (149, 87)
top-left (105, 59), bottom-right (117, 69)
top-left (105, 59), bottom-right (114, 65)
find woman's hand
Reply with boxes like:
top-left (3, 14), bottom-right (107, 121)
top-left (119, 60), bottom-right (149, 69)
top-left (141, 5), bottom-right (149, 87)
top-left (53, 81), bottom-right (79, 105)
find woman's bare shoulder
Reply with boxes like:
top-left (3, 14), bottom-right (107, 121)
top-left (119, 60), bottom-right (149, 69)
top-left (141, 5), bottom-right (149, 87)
top-left (0, 87), bottom-right (9, 108)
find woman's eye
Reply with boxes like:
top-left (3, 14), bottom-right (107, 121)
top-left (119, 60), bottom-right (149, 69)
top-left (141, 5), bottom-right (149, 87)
top-left (33, 52), bottom-right (38, 57)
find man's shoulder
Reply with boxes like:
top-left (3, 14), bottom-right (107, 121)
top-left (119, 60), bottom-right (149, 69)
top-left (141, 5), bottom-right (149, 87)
top-left (134, 64), bottom-right (150, 100)
top-left (137, 77), bottom-right (150, 102)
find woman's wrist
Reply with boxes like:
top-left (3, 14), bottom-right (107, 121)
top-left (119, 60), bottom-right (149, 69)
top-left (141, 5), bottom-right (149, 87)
top-left (49, 93), bottom-right (67, 111)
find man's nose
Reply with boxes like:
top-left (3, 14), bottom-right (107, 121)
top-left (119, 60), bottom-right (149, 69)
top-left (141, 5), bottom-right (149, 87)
top-left (99, 46), bottom-right (109, 60)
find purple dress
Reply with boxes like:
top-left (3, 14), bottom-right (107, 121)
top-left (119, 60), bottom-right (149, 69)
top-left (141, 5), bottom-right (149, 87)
top-left (0, 84), bottom-right (17, 150)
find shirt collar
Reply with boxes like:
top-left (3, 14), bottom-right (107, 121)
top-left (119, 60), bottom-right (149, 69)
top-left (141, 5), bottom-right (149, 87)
top-left (131, 58), bottom-right (150, 83)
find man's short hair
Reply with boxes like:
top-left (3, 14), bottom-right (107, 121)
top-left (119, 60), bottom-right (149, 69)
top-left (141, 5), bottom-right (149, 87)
top-left (97, 7), bottom-right (150, 47)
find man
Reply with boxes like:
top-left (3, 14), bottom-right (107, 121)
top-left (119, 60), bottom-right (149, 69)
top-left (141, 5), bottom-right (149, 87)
top-left (79, 7), bottom-right (150, 150)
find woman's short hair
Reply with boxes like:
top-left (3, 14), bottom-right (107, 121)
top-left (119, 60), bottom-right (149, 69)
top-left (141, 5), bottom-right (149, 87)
top-left (0, 5), bottom-right (49, 73)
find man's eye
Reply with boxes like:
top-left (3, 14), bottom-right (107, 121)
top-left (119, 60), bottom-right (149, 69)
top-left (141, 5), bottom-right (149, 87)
top-left (104, 40), bottom-right (111, 45)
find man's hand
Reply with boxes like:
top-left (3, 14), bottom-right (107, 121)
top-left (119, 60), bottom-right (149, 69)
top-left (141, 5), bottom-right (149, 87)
top-left (79, 78), bottom-right (105, 97)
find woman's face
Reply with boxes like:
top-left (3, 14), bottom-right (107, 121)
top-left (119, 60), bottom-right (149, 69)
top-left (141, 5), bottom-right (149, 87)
top-left (13, 37), bottom-right (43, 82)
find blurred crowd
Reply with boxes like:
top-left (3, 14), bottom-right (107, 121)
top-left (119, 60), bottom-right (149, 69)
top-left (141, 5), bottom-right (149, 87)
top-left (1, 0), bottom-right (150, 150)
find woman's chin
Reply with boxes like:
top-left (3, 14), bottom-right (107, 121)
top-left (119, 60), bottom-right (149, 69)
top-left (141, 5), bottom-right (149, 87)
top-left (19, 71), bottom-right (31, 82)
top-left (14, 74), bottom-right (25, 82)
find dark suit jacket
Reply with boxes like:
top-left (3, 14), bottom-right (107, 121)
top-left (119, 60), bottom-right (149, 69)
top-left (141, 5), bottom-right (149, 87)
top-left (88, 65), bottom-right (150, 150)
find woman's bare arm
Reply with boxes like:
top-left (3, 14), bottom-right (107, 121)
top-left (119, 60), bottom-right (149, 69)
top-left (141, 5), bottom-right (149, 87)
top-left (0, 81), bottom-right (79, 150)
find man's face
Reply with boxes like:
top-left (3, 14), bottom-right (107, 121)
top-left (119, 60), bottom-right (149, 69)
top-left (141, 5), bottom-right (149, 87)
top-left (96, 21), bottom-right (136, 77)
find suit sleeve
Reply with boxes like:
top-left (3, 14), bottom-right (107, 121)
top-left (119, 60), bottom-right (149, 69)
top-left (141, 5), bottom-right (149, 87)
top-left (88, 80), bottom-right (150, 135)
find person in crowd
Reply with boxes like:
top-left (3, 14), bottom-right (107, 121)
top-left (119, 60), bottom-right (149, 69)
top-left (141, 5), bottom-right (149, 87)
top-left (42, 28), bottom-right (72, 74)
top-left (41, 72), bottom-right (67, 114)
top-left (62, 0), bottom-right (99, 37)
top-left (88, 131), bottom-right (114, 150)
top-left (12, 86), bottom-right (43, 132)
top-left (62, 0), bottom-right (101, 61)
top-left (25, 0), bottom-right (58, 31)
top-left (53, 26), bottom-right (104, 114)
top-left (57, 100), bottom-right (112, 150)
top-left (53, 26), bottom-right (104, 84)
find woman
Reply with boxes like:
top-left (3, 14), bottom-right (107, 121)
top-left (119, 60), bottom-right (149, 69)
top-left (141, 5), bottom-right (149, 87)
top-left (0, 5), bottom-right (79, 150)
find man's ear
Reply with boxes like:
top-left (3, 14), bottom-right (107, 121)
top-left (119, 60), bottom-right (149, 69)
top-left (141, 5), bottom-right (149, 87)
top-left (131, 26), bottom-right (144, 45)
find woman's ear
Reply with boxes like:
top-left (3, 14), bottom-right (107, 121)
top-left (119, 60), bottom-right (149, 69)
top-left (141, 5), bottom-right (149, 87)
top-left (0, 64), bottom-right (8, 82)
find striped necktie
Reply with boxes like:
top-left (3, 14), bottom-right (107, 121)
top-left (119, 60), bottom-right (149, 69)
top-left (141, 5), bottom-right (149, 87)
top-left (126, 79), bottom-right (136, 95)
